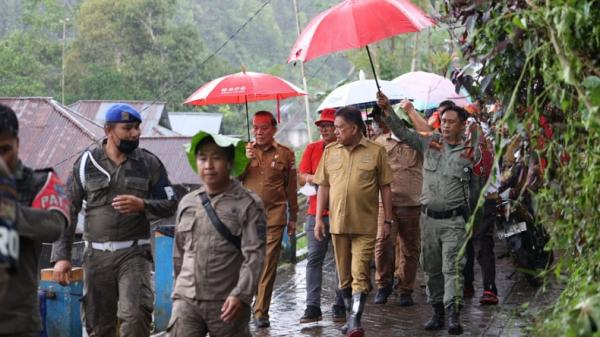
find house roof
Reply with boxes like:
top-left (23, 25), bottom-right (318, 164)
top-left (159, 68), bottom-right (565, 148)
top-left (69, 100), bottom-right (172, 137)
top-left (168, 112), bottom-right (223, 136)
top-left (139, 137), bottom-right (198, 185)
top-left (0, 97), bottom-right (103, 180)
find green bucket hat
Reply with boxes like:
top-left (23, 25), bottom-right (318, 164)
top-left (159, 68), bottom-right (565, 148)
top-left (185, 131), bottom-right (249, 177)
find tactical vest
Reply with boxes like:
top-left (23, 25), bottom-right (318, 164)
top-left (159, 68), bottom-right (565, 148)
top-left (78, 147), bottom-right (152, 242)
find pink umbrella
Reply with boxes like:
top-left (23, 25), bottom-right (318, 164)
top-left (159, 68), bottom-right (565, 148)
top-left (184, 71), bottom-right (306, 139)
top-left (288, 0), bottom-right (433, 90)
top-left (392, 71), bottom-right (471, 110)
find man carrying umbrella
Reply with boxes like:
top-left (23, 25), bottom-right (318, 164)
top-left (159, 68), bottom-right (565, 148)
top-left (313, 106), bottom-right (393, 337)
top-left (241, 111), bottom-right (298, 328)
top-left (377, 93), bottom-right (480, 335)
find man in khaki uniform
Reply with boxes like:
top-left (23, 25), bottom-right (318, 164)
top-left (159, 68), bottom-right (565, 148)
top-left (378, 93), bottom-right (480, 335)
top-left (369, 110), bottom-right (423, 307)
top-left (52, 104), bottom-right (178, 337)
top-left (241, 111), bottom-right (298, 328)
top-left (167, 132), bottom-right (266, 337)
top-left (313, 106), bottom-right (393, 337)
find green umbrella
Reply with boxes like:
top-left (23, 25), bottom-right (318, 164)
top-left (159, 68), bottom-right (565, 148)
top-left (185, 131), bottom-right (249, 177)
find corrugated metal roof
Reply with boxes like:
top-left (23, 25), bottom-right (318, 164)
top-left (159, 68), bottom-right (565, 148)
top-left (168, 112), bottom-right (223, 136)
top-left (69, 100), bottom-right (171, 136)
top-left (0, 97), bottom-right (103, 180)
top-left (139, 137), bottom-right (198, 185)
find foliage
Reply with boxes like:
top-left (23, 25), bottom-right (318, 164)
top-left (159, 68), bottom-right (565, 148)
top-left (443, 0), bottom-right (599, 335)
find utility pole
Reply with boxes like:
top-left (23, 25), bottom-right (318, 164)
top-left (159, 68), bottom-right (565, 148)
top-left (60, 18), bottom-right (69, 105)
top-left (292, 0), bottom-right (313, 141)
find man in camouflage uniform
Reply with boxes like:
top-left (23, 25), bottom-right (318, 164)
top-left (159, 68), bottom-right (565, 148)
top-left (167, 132), bottom-right (265, 337)
top-left (0, 104), bottom-right (69, 337)
top-left (52, 103), bottom-right (177, 337)
top-left (378, 93), bottom-right (480, 335)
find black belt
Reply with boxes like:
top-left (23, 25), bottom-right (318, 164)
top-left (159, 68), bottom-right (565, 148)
top-left (421, 205), bottom-right (466, 220)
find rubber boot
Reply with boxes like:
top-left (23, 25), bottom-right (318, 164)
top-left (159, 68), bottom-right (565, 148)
top-left (346, 293), bottom-right (366, 337)
top-left (424, 303), bottom-right (445, 330)
top-left (447, 304), bottom-right (464, 335)
top-left (340, 288), bottom-right (353, 334)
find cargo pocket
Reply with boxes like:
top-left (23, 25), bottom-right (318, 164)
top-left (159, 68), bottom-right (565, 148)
top-left (85, 178), bottom-right (110, 207)
top-left (357, 161), bottom-right (376, 183)
top-left (176, 214), bottom-right (196, 252)
top-left (124, 177), bottom-right (149, 198)
top-left (423, 150), bottom-right (441, 172)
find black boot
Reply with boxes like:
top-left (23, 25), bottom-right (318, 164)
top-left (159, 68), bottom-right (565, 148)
top-left (340, 288), bottom-right (353, 334)
top-left (346, 293), bottom-right (366, 337)
top-left (447, 304), bottom-right (464, 335)
top-left (424, 303), bottom-right (445, 330)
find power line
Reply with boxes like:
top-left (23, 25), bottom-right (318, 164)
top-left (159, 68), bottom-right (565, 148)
top-left (142, 0), bottom-right (274, 113)
top-left (51, 0), bottom-right (273, 168)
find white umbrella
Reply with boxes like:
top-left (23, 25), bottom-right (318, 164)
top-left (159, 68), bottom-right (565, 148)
top-left (392, 71), bottom-right (471, 110)
top-left (317, 79), bottom-right (406, 111)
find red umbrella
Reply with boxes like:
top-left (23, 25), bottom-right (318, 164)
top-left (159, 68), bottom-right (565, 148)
top-left (288, 0), bottom-right (434, 90)
top-left (184, 71), bottom-right (307, 139)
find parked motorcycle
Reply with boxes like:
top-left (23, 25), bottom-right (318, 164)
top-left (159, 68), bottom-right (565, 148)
top-left (496, 198), bottom-right (553, 287)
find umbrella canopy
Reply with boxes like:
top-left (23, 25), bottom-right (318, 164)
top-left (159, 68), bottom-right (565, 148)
top-left (288, 0), bottom-right (433, 63)
top-left (184, 71), bottom-right (306, 106)
top-left (392, 71), bottom-right (471, 110)
top-left (317, 79), bottom-right (406, 111)
top-left (184, 71), bottom-right (307, 139)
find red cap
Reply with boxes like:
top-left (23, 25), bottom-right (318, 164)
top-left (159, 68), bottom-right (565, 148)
top-left (315, 108), bottom-right (336, 126)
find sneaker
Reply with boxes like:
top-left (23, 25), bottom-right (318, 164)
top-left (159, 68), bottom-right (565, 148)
top-left (399, 293), bottom-right (414, 306)
top-left (255, 317), bottom-right (270, 328)
top-left (299, 305), bottom-right (322, 323)
top-left (479, 290), bottom-right (499, 305)
top-left (463, 286), bottom-right (475, 298)
top-left (332, 304), bottom-right (346, 323)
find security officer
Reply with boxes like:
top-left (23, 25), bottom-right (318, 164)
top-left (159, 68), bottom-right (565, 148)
top-left (313, 106), bottom-right (393, 337)
top-left (167, 132), bottom-right (266, 337)
top-left (52, 103), bottom-right (178, 337)
top-left (369, 109), bottom-right (423, 307)
top-left (241, 110), bottom-right (298, 328)
top-left (0, 104), bottom-right (69, 337)
top-left (378, 92), bottom-right (480, 335)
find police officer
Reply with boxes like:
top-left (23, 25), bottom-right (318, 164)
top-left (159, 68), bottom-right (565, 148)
top-left (0, 104), bottom-right (69, 337)
top-left (167, 132), bottom-right (266, 337)
top-left (241, 110), bottom-right (298, 328)
top-left (52, 104), bottom-right (178, 337)
top-left (378, 93), bottom-right (480, 335)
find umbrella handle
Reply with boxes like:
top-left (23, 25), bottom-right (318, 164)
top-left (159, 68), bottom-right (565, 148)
top-left (365, 45), bottom-right (381, 93)
top-left (245, 98), bottom-right (251, 141)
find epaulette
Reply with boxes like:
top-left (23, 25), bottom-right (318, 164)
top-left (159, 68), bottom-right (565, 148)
top-left (324, 142), bottom-right (338, 149)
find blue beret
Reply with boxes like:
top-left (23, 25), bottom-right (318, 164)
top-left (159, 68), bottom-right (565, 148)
top-left (105, 104), bottom-right (142, 123)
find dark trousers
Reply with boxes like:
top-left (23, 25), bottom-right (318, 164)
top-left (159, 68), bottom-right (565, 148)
top-left (464, 199), bottom-right (497, 293)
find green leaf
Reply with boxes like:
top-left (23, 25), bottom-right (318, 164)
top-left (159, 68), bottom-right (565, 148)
top-left (512, 16), bottom-right (526, 30)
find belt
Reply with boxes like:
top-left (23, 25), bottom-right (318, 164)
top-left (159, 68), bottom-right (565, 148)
top-left (86, 239), bottom-right (151, 252)
top-left (421, 205), bottom-right (466, 220)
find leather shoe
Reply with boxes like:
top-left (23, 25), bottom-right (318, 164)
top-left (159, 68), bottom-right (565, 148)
top-left (399, 293), bottom-right (414, 306)
top-left (373, 285), bottom-right (393, 304)
top-left (255, 317), bottom-right (270, 328)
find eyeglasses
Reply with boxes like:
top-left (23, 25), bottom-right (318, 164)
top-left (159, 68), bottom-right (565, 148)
top-left (334, 124), bottom-right (350, 132)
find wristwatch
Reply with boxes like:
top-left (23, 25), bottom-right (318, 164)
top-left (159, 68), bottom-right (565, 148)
top-left (384, 219), bottom-right (394, 225)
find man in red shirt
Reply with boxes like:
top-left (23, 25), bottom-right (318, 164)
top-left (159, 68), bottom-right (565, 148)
top-left (298, 108), bottom-right (346, 324)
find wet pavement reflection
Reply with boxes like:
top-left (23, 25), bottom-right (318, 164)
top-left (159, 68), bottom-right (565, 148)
top-left (250, 243), bottom-right (563, 337)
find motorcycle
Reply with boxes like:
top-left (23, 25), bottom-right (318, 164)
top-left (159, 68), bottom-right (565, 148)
top-left (496, 197), bottom-right (553, 287)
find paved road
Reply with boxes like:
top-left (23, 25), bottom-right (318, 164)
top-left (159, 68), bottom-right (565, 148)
top-left (153, 240), bottom-right (562, 337)
top-left (249, 243), bottom-right (562, 337)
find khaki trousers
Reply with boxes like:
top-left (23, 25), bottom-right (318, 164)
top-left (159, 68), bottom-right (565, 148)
top-left (253, 224), bottom-right (285, 319)
top-left (167, 298), bottom-right (251, 337)
top-left (331, 234), bottom-right (376, 294)
top-left (374, 205), bottom-right (421, 294)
